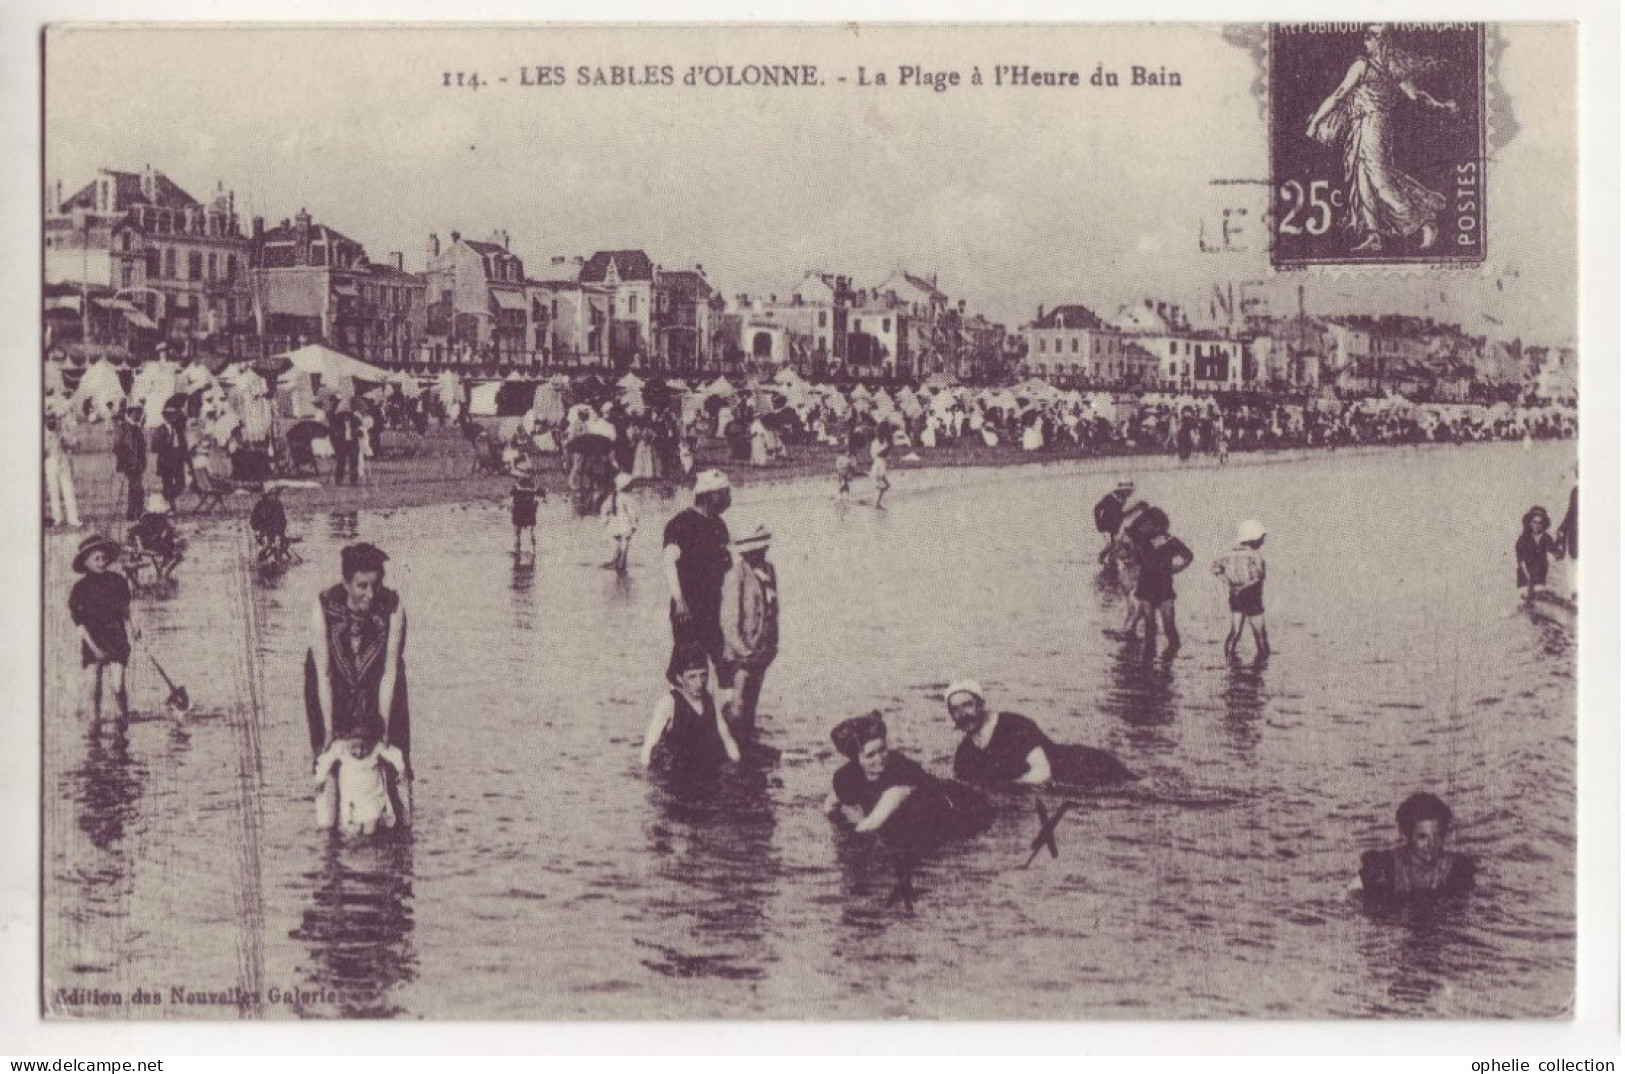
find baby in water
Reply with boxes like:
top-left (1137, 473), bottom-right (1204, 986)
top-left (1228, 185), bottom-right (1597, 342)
top-left (314, 737), bottom-right (408, 837)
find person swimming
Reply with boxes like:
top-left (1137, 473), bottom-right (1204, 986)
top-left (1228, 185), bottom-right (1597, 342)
top-left (945, 680), bottom-right (1136, 788)
top-left (1358, 791), bottom-right (1477, 903)
top-left (823, 711), bottom-right (990, 848)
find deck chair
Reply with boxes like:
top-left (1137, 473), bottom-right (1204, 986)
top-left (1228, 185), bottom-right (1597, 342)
top-left (191, 469), bottom-right (229, 513)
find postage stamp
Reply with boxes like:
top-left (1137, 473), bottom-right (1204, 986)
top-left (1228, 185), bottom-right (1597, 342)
top-left (1269, 23), bottom-right (1487, 267)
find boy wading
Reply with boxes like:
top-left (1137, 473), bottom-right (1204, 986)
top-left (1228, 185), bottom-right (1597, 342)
top-left (720, 525), bottom-right (779, 738)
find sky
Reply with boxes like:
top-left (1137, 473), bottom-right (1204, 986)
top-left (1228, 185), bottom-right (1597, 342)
top-left (44, 23), bottom-right (1577, 343)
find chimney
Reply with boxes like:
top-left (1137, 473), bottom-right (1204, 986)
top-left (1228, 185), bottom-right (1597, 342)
top-left (696, 263), bottom-right (704, 275)
top-left (1036, 305), bottom-right (1045, 324)
top-left (295, 208), bottom-right (312, 265)
top-left (252, 216), bottom-right (264, 241)
top-left (428, 233), bottom-right (441, 258)
top-left (450, 230), bottom-right (461, 244)
top-left (551, 255), bottom-right (567, 265)
top-left (54, 178), bottom-right (62, 211)
top-left (142, 164), bottom-right (155, 201)
top-left (390, 251), bottom-right (404, 272)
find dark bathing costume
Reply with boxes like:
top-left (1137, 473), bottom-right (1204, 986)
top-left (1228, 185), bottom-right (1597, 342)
top-left (70, 571), bottom-right (132, 667)
top-left (832, 751), bottom-right (991, 848)
top-left (304, 583), bottom-right (411, 762)
top-left (953, 711), bottom-right (1136, 788)
top-left (662, 506), bottom-right (732, 683)
top-left (651, 688), bottom-right (730, 779)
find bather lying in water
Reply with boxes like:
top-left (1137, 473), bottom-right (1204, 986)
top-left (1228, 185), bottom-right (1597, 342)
top-left (314, 737), bottom-right (408, 837)
top-left (823, 711), bottom-right (991, 849)
top-left (944, 680), bottom-right (1136, 788)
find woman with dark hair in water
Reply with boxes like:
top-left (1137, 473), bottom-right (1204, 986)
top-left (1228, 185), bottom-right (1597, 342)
top-left (1359, 791), bottom-right (1476, 901)
top-left (823, 711), bottom-right (989, 845)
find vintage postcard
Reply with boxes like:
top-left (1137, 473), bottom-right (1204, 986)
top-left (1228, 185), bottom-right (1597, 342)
top-left (33, 21), bottom-right (1585, 1026)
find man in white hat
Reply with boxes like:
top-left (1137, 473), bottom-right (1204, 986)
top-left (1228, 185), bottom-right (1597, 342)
top-left (1093, 479), bottom-right (1138, 566)
top-left (945, 680), bottom-right (1135, 788)
top-left (719, 525), bottom-right (778, 737)
top-left (662, 469), bottom-right (733, 687)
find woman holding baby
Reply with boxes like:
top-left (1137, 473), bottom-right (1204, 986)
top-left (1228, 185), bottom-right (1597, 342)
top-left (305, 542), bottom-right (412, 830)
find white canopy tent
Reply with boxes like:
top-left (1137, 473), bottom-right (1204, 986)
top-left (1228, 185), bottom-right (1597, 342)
top-left (468, 381), bottom-right (502, 417)
top-left (72, 359), bottom-right (126, 418)
top-left (130, 359), bottom-right (182, 427)
top-left (435, 370), bottom-right (465, 414)
top-left (276, 343), bottom-right (391, 403)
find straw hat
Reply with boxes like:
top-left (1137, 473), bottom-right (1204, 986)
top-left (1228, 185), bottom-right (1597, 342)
top-left (945, 679), bottom-right (984, 704)
top-left (1236, 519), bottom-right (1268, 544)
top-left (693, 469), bottom-right (730, 494)
top-left (72, 535), bottom-right (122, 573)
top-left (734, 525), bottom-right (772, 551)
top-left (614, 471), bottom-right (634, 490)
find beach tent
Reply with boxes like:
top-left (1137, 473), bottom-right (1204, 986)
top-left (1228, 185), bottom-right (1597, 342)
top-left (468, 381), bottom-right (502, 417)
top-left (72, 358), bottom-right (126, 417)
top-left (529, 382), bottom-right (567, 424)
top-left (617, 371), bottom-right (645, 391)
top-left (435, 370), bottom-right (465, 413)
top-left (130, 358), bottom-right (182, 427)
top-left (701, 376), bottom-right (736, 399)
top-left (279, 342), bottom-right (389, 383)
top-left (388, 370), bottom-right (423, 397)
top-left (276, 343), bottom-right (389, 403)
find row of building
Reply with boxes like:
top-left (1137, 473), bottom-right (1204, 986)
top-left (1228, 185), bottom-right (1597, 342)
top-left (41, 165), bottom-right (1576, 400)
top-left (42, 165), bottom-right (1017, 382)
top-left (1019, 300), bottom-right (1576, 401)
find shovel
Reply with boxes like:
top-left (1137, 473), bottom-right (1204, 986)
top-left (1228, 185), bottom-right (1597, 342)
top-left (148, 653), bottom-right (192, 713)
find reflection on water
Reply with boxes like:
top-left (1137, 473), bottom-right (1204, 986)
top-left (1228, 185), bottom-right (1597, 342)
top-left (288, 835), bottom-right (417, 1019)
top-left (638, 765), bottom-right (778, 982)
top-left (43, 444), bottom-right (1577, 1019)
top-left (73, 723), bottom-right (146, 851)
top-left (1221, 655), bottom-right (1268, 759)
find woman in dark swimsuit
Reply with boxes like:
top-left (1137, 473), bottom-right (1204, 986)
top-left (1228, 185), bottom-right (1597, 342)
top-left (305, 542), bottom-right (412, 824)
top-left (640, 647), bottom-right (741, 779)
top-left (1359, 792), bottom-right (1476, 903)
top-left (824, 711), bottom-right (990, 847)
top-left (945, 681), bottom-right (1136, 788)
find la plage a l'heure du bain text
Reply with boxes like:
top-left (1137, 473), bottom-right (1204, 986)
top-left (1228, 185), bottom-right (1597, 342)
top-left (440, 63), bottom-right (1184, 92)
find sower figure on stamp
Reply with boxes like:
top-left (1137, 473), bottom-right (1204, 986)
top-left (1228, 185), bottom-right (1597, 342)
top-left (1306, 23), bottom-right (1460, 253)
top-left (305, 542), bottom-right (412, 828)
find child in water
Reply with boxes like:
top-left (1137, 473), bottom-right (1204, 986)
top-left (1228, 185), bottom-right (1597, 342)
top-left (601, 471), bottom-right (640, 572)
top-left (1212, 519), bottom-right (1269, 657)
top-left (1515, 505), bottom-right (1559, 598)
top-left (870, 440), bottom-right (891, 510)
top-left (834, 448), bottom-right (855, 497)
top-left (641, 648), bottom-right (741, 774)
top-left (510, 462), bottom-right (542, 559)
